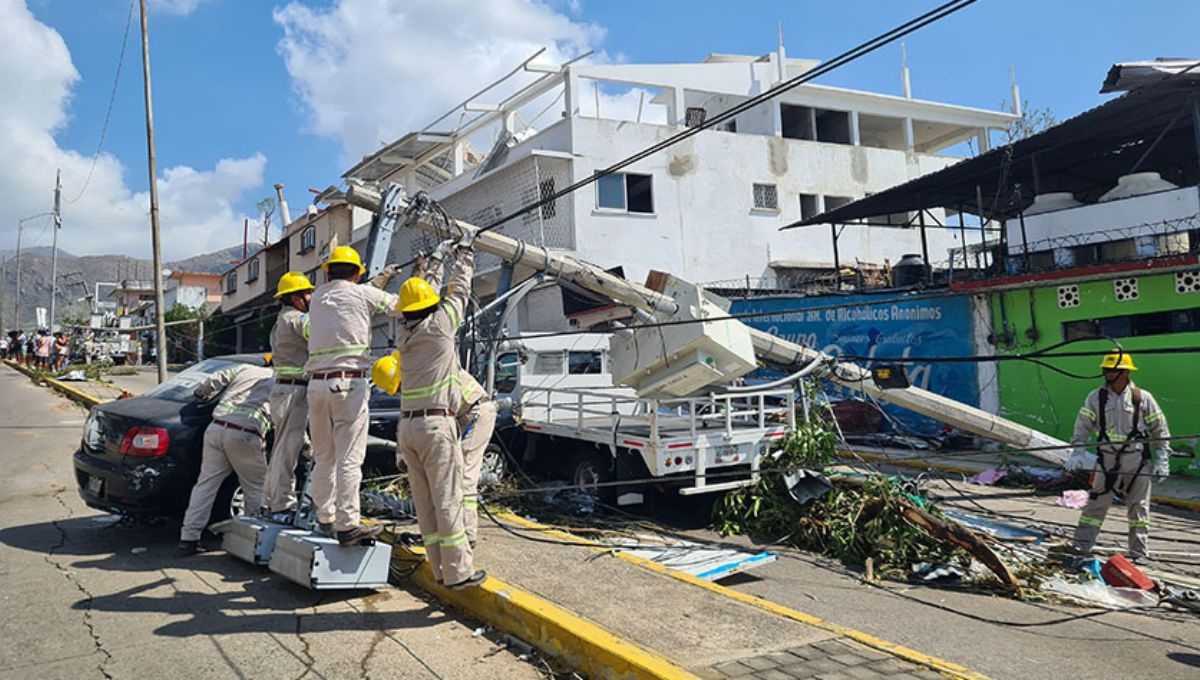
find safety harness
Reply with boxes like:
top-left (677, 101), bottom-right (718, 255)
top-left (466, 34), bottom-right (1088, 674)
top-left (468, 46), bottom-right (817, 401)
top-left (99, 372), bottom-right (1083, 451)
top-left (1093, 386), bottom-right (1150, 498)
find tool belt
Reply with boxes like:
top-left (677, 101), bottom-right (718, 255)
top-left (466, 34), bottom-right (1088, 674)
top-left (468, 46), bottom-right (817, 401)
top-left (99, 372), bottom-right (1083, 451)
top-left (311, 370), bottom-right (365, 380)
top-left (402, 408), bottom-right (454, 418)
top-left (214, 419), bottom-right (262, 438)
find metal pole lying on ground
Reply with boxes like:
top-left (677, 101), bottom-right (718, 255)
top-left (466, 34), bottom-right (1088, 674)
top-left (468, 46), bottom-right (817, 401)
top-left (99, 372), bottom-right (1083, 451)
top-left (342, 183), bottom-right (1069, 465)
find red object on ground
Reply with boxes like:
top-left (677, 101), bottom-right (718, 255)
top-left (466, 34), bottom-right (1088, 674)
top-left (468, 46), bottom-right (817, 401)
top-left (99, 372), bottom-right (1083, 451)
top-left (1101, 554), bottom-right (1155, 590)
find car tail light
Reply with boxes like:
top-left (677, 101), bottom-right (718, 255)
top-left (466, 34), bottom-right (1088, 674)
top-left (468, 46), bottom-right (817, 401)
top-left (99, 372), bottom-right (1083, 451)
top-left (119, 427), bottom-right (169, 458)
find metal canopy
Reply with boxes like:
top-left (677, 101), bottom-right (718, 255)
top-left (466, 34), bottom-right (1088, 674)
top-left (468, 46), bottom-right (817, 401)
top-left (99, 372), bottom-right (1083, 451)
top-left (785, 72), bottom-right (1200, 228)
top-left (343, 132), bottom-right (455, 181)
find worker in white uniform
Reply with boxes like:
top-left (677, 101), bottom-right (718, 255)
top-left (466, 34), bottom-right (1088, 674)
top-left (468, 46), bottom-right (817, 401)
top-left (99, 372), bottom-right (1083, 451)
top-left (1068, 351), bottom-right (1171, 561)
top-left (263, 271), bottom-right (316, 525)
top-left (409, 244), bottom-right (496, 548)
top-left (179, 362), bottom-right (274, 554)
top-left (394, 241), bottom-right (485, 589)
top-left (305, 246), bottom-right (402, 546)
top-left (372, 353), bottom-right (496, 550)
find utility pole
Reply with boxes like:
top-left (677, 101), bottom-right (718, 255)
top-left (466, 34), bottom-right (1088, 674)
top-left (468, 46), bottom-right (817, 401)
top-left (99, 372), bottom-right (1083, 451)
top-left (12, 221), bottom-right (20, 331)
top-left (139, 0), bottom-right (168, 384)
top-left (50, 169), bottom-right (62, 331)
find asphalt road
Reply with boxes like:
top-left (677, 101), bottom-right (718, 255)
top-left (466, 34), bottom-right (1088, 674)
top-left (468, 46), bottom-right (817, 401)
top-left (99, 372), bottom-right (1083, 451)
top-left (667, 483), bottom-right (1200, 679)
top-left (0, 366), bottom-right (540, 680)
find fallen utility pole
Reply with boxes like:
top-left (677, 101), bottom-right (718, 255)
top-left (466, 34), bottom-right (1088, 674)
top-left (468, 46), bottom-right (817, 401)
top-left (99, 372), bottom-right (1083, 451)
top-left (342, 183), bottom-right (1069, 466)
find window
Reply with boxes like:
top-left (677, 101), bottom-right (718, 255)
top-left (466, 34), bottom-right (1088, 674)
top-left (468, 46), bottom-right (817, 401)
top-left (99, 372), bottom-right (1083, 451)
top-left (799, 194), bottom-right (820, 221)
top-left (299, 225), bottom-right (317, 253)
top-left (753, 183), bottom-right (779, 211)
top-left (824, 195), bottom-right (854, 212)
top-left (685, 107), bottom-right (707, 128)
top-left (224, 271), bottom-right (237, 294)
top-left (1062, 306), bottom-right (1200, 341)
top-left (567, 351), bottom-right (603, 375)
top-left (531, 351), bottom-right (565, 375)
top-left (781, 105), bottom-right (851, 144)
top-left (596, 172), bottom-right (653, 214)
top-left (718, 119), bottom-right (737, 133)
top-left (539, 178), bottom-right (557, 219)
top-left (494, 353), bottom-right (520, 393)
top-left (245, 257), bottom-right (260, 283)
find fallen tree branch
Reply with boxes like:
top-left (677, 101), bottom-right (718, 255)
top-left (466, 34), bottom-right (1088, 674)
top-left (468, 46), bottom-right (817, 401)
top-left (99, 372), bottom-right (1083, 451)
top-left (897, 498), bottom-right (1022, 594)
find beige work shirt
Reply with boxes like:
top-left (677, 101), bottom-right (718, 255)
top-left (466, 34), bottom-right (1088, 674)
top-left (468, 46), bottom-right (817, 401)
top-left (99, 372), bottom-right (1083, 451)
top-left (194, 364), bottom-right (275, 436)
top-left (397, 249), bottom-right (473, 412)
top-left (305, 279), bottom-right (400, 374)
top-left (270, 306), bottom-right (310, 378)
top-left (1073, 382), bottom-right (1170, 466)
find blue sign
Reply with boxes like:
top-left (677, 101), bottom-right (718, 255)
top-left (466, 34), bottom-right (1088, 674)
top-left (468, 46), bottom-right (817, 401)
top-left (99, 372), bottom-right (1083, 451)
top-left (731, 293), bottom-right (979, 436)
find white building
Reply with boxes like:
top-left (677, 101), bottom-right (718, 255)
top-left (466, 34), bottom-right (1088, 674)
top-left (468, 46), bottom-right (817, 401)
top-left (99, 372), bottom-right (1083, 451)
top-left (342, 48), bottom-right (1016, 328)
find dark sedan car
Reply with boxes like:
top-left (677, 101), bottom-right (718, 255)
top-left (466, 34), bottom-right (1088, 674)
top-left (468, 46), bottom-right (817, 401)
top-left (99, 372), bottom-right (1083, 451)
top-left (73, 354), bottom-right (269, 521)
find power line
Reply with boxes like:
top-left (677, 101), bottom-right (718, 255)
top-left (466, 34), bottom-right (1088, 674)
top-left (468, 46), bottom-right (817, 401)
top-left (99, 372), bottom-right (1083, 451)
top-left (64, 0), bottom-right (137, 205)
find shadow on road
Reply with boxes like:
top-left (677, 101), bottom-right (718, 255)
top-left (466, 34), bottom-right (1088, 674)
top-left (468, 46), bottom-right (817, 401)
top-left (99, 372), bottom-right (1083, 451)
top-left (1, 514), bottom-right (447, 638)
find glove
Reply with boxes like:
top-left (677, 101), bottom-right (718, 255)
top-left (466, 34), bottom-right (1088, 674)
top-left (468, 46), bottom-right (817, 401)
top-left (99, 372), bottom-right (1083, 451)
top-left (1065, 447), bottom-right (1097, 472)
top-left (367, 263), bottom-right (401, 289)
top-left (1152, 459), bottom-right (1169, 482)
top-left (456, 228), bottom-right (478, 250)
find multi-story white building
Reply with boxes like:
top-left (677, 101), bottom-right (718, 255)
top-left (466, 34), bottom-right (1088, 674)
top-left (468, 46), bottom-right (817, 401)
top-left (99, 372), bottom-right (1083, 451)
top-left (343, 49), bottom-right (1016, 327)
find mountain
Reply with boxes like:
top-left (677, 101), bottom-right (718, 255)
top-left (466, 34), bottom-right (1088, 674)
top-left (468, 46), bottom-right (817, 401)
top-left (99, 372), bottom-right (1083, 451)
top-left (0, 244), bottom-right (260, 330)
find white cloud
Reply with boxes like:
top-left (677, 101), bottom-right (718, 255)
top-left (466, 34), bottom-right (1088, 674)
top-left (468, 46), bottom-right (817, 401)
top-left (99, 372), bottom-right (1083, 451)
top-left (0, 0), bottom-right (265, 260)
top-left (149, 0), bottom-right (212, 16)
top-left (274, 0), bottom-right (606, 161)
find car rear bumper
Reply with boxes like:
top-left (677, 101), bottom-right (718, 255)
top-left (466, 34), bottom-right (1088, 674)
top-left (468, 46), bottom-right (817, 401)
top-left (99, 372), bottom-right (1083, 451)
top-left (72, 449), bottom-right (183, 517)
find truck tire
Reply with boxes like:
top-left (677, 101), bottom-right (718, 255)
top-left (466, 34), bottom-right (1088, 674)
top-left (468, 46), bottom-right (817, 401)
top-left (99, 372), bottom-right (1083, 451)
top-left (568, 449), bottom-right (614, 502)
top-left (479, 443), bottom-right (507, 488)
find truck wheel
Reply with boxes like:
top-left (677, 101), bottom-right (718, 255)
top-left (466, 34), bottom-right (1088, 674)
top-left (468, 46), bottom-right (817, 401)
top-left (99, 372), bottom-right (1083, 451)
top-left (568, 450), bottom-right (613, 501)
top-left (479, 443), bottom-right (507, 488)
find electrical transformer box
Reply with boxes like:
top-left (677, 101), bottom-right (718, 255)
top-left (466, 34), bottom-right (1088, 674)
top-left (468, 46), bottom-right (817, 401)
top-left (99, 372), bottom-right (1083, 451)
top-left (609, 274), bottom-right (757, 398)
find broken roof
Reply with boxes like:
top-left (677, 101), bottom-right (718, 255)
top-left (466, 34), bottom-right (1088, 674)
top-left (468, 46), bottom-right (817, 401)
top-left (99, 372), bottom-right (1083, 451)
top-left (787, 61), bottom-right (1200, 227)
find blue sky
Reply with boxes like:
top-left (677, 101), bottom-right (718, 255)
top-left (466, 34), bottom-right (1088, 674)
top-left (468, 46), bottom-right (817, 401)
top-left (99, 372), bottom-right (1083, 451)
top-left (7, 0), bottom-right (1199, 260)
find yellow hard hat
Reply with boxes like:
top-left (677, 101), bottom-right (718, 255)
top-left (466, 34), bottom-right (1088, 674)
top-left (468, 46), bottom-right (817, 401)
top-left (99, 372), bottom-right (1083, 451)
top-left (263, 352), bottom-right (273, 366)
top-left (372, 352), bottom-right (402, 395)
top-left (1100, 351), bottom-right (1137, 371)
top-left (398, 277), bottom-right (441, 313)
top-left (322, 245), bottom-right (365, 275)
top-left (274, 271), bottom-right (316, 298)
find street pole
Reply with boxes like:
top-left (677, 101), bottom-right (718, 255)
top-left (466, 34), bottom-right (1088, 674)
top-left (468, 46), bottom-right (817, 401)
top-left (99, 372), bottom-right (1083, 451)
top-left (139, 0), bottom-right (168, 384)
top-left (12, 222), bottom-right (20, 330)
top-left (50, 169), bottom-right (62, 331)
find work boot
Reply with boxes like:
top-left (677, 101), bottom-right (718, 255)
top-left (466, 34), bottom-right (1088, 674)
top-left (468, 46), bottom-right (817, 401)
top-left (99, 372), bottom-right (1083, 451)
top-left (177, 540), bottom-right (206, 556)
top-left (336, 524), bottom-right (383, 546)
top-left (446, 570), bottom-right (487, 591)
top-left (316, 522), bottom-right (334, 536)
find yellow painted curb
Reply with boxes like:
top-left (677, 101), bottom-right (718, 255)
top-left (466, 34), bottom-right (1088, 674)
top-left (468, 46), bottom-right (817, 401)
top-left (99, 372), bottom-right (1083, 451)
top-left (497, 512), bottom-right (989, 680)
top-left (380, 535), bottom-right (697, 680)
top-left (5, 360), bottom-right (104, 408)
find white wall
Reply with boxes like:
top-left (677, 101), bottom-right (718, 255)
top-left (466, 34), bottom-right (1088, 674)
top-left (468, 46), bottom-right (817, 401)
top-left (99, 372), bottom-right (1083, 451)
top-left (566, 117), bottom-right (963, 286)
top-left (1008, 186), bottom-right (1200, 253)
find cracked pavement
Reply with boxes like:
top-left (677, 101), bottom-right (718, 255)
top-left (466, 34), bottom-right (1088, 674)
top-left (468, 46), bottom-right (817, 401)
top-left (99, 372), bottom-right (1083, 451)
top-left (0, 366), bottom-right (542, 680)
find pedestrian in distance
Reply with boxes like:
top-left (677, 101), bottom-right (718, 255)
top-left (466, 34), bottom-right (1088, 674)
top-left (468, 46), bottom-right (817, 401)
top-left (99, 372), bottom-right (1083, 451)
top-left (394, 238), bottom-right (486, 591)
top-left (304, 246), bottom-right (402, 546)
top-left (1067, 350), bottom-right (1172, 562)
top-left (178, 361), bottom-right (274, 555)
top-left (35, 329), bottom-right (52, 370)
top-left (262, 271), bottom-right (317, 526)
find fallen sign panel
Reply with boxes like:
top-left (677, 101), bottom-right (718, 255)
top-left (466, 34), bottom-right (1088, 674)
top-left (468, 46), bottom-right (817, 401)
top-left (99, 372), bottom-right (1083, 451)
top-left (605, 534), bottom-right (777, 581)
